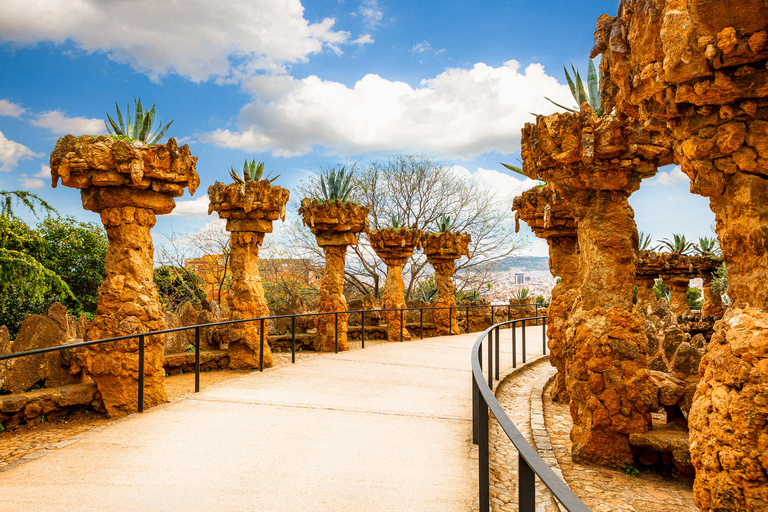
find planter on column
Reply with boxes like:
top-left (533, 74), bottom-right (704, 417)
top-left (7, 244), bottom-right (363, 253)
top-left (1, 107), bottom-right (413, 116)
top-left (208, 179), bottom-right (289, 369)
top-left (595, 4), bottom-right (768, 506)
top-left (521, 108), bottom-right (672, 467)
top-left (423, 231), bottom-right (471, 336)
top-left (512, 185), bottom-right (580, 403)
top-left (368, 227), bottom-right (423, 341)
top-left (50, 135), bottom-right (199, 416)
top-left (299, 199), bottom-right (369, 352)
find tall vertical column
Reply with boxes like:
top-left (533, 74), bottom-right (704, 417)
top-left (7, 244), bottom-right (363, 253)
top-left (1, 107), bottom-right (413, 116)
top-left (299, 199), bottom-right (369, 352)
top-left (50, 135), bottom-right (199, 416)
top-left (595, 4), bottom-right (768, 505)
top-left (208, 179), bottom-right (290, 369)
top-left (368, 228), bottom-right (423, 341)
top-left (423, 231), bottom-right (471, 336)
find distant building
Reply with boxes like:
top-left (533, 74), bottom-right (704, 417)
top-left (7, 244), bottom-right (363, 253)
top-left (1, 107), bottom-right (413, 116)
top-left (525, 276), bottom-right (531, 282)
top-left (515, 273), bottom-right (525, 285)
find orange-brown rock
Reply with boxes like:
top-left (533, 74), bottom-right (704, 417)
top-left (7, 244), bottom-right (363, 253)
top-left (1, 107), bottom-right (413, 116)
top-left (423, 231), bottom-right (471, 336)
top-left (594, 5), bottom-right (768, 502)
top-left (521, 107), bottom-right (668, 466)
top-left (208, 180), bottom-right (289, 369)
top-left (368, 227), bottom-right (423, 341)
top-left (512, 185), bottom-right (580, 402)
top-left (50, 136), bottom-right (198, 417)
top-left (299, 199), bottom-right (370, 351)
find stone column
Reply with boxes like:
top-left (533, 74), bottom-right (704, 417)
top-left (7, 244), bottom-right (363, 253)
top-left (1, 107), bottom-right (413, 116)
top-left (208, 179), bottom-right (290, 369)
top-left (512, 185), bottom-right (580, 403)
top-left (521, 108), bottom-right (670, 467)
top-left (664, 276), bottom-right (692, 316)
top-left (299, 199), bottom-right (369, 352)
top-left (636, 277), bottom-right (658, 309)
top-left (423, 232), bottom-right (471, 336)
top-left (368, 228), bottom-right (423, 341)
top-left (50, 135), bottom-right (199, 417)
top-left (594, 6), bottom-right (768, 506)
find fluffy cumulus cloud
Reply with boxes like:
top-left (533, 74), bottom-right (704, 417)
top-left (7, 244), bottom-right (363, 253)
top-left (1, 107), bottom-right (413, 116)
top-left (646, 165), bottom-right (689, 186)
top-left (201, 61), bottom-right (573, 158)
top-left (450, 165), bottom-right (541, 210)
top-left (31, 110), bottom-right (105, 136)
top-left (0, 130), bottom-right (41, 172)
top-left (18, 173), bottom-right (44, 189)
top-left (0, 0), bottom-right (362, 82)
top-left (168, 196), bottom-right (211, 217)
top-left (0, 99), bottom-right (26, 118)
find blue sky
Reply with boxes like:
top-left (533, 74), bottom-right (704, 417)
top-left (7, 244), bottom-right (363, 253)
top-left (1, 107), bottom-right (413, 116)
top-left (0, 0), bottom-right (714, 256)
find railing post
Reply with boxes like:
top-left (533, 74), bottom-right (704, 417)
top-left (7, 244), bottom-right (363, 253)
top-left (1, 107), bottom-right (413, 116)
top-left (542, 316), bottom-right (547, 355)
top-left (335, 312), bottom-right (339, 353)
top-left (419, 308), bottom-right (423, 340)
top-left (138, 335), bottom-right (144, 413)
top-left (259, 318), bottom-right (265, 372)
top-left (361, 310), bottom-right (366, 348)
top-left (487, 331), bottom-right (493, 389)
top-left (466, 306), bottom-right (469, 333)
top-left (512, 321), bottom-right (517, 368)
top-left (507, 303), bottom-right (511, 328)
top-left (490, 304), bottom-right (494, 327)
top-left (400, 308), bottom-right (404, 342)
top-left (449, 306), bottom-right (453, 335)
top-left (519, 454), bottom-right (536, 512)
top-left (522, 319), bottom-right (527, 364)
top-left (472, 375), bottom-right (480, 445)
top-left (195, 327), bottom-right (200, 393)
top-left (494, 325), bottom-right (500, 381)
top-left (291, 315), bottom-right (296, 363)
top-left (535, 303), bottom-right (539, 317)
top-left (479, 394), bottom-right (490, 512)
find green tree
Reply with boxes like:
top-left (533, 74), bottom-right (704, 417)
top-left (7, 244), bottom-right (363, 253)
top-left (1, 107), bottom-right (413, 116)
top-left (153, 265), bottom-right (207, 309)
top-left (687, 287), bottom-right (703, 307)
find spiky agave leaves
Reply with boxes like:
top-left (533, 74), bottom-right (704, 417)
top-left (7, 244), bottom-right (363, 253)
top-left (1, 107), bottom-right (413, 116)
top-left (435, 214), bottom-right (452, 233)
top-left (389, 214), bottom-right (403, 228)
top-left (320, 166), bottom-right (354, 203)
top-left (105, 98), bottom-right (174, 144)
top-left (638, 231), bottom-right (653, 251)
top-left (657, 233), bottom-right (695, 255)
top-left (545, 58), bottom-right (605, 117)
top-left (695, 236), bottom-right (720, 257)
top-left (229, 159), bottom-right (280, 185)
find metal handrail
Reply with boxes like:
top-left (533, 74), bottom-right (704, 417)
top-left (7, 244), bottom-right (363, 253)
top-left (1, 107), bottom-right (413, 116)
top-left (0, 302), bottom-right (547, 412)
top-left (471, 317), bottom-right (590, 512)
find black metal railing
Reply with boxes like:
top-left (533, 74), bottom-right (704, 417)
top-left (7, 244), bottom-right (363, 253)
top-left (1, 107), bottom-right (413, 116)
top-left (471, 316), bottom-right (590, 512)
top-left (0, 302), bottom-right (546, 413)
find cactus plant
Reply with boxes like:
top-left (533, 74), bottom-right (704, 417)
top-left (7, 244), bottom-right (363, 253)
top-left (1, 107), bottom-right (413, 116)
top-left (105, 98), bottom-right (174, 144)
top-left (435, 214), bottom-right (452, 233)
top-left (545, 59), bottom-right (605, 117)
top-left (229, 159), bottom-right (280, 185)
top-left (320, 166), bottom-right (354, 202)
top-left (389, 214), bottom-right (403, 228)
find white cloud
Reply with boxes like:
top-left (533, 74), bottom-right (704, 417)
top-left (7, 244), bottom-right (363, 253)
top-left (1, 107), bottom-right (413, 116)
top-left (35, 164), bottom-right (51, 179)
top-left (0, 130), bottom-right (42, 172)
top-left (645, 165), bottom-right (688, 186)
top-left (519, 237), bottom-right (549, 257)
top-left (0, 0), bottom-right (358, 82)
top-left (0, 99), bottom-right (26, 118)
top-left (351, 34), bottom-right (375, 46)
top-left (31, 110), bottom-right (105, 136)
top-left (451, 165), bottom-right (541, 211)
top-left (168, 196), bottom-right (211, 217)
top-left (200, 60), bottom-right (573, 159)
top-left (357, 0), bottom-right (383, 27)
top-left (411, 41), bottom-right (431, 53)
top-left (19, 177), bottom-right (44, 189)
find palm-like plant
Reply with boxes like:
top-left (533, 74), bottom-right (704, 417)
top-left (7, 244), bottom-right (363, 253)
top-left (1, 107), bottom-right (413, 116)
top-left (320, 167), bottom-right (354, 203)
top-left (511, 287), bottom-right (531, 302)
top-left (389, 214), bottom-right (403, 228)
top-left (657, 234), bottom-right (695, 254)
top-left (105, 98), bottom-right (174, 144)
top-left (695, 236), bottom-right (720, 257)
top-left (435, 214), bottom-right (452, 233)
top-left (545, 59), bottom-right (605, 117)
top-left (638, 231), bottom-right (653, 251)
top-left (229, 160), bottom-right (279, 185)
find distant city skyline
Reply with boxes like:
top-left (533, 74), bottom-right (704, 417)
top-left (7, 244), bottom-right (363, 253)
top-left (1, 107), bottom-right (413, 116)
top-left (0, 1), bottom-right (715, 258)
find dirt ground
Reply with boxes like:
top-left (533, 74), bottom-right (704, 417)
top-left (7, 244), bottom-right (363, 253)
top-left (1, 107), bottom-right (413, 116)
top-left (0, 350), bottom-right (325, 471)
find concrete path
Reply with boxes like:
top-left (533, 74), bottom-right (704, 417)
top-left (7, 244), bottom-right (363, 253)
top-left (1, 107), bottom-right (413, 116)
top-left (0, 327), bottom-right (546, 512)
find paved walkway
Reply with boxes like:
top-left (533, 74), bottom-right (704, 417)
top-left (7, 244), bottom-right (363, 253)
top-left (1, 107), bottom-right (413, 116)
top-left (0, 328), bottom-right (547, 512)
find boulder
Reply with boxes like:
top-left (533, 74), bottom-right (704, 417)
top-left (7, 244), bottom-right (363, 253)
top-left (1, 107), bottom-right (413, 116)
top-left (163, 311), bottom-right (189, 354)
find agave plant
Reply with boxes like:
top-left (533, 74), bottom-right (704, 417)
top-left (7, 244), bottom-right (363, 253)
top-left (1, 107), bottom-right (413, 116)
top-left (511, 287), bottom-right (530, 302)
top-left (229, 159), bottom-right (280, 185)
top-left (389, 214), bottom-right (403, 228)
top-left (435, 214), bottom-right (452, 233)
top-left (105, 98), bottom-right (174, 144)
top-left (638, 231), bottom-right (653, 251)
top-left (657, 234), bottom-right (695, 254)
top-left (545, 59), bottom-right (605, 117)
top-left (695, 236), bottom-right (720, 257)
top-left (320, 167), bottom-right (354, 202)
